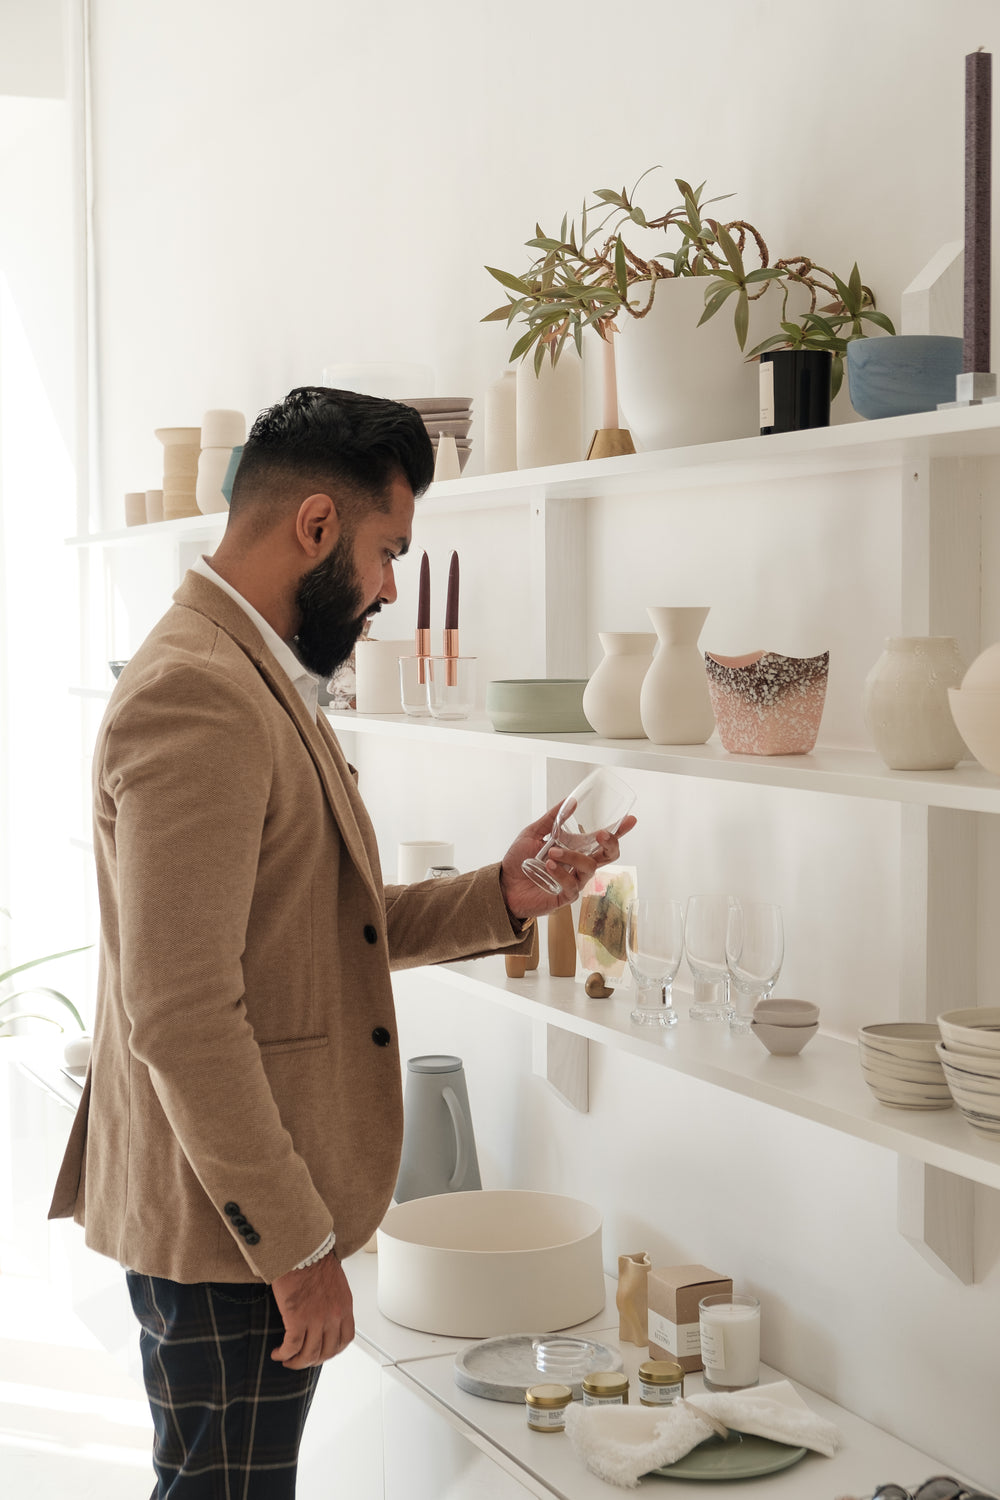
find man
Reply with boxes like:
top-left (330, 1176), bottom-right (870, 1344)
top-left (49, 386), bottom-right (634, 1497)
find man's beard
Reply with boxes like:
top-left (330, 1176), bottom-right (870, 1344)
top-left (294, 534), bottom-right (377, 679)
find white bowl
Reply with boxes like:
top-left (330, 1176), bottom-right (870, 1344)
top-left (751, 1020), bottom-right (818, 1055)
top-left (960, 641), bottom-right (1000, 690)
top-left (376, 1190), bottom-right (605, 1337)
top-left (858, 1051), bottom-right (947, 1084)
top-left (936, 1007), bottom-right (1000, 1052)
top-left (952, 1103), bottom-right (1000, 1136)
top-left (861, 1072), bottom-right (953, 1109)
top-left (858, 1022), bottom-right (941, 1061)
top-left (936, 1042), bottom-right (1000, 1080)
top-left (947, 688), bottom-right (1000, 774)
top-left (753, 998), bottom-right (819, 1026)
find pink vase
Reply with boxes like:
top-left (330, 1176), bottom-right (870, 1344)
top-left (705, 650), bottom-right (829, 755)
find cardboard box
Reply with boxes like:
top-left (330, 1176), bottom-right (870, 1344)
top-left (647, 1264), bottom-right (732, 1372)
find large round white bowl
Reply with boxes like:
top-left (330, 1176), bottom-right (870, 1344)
top-left (961, 641), bottom-right (1000, 690)
top-left (858, 1050), bottom-right (947, 1084)
top-left (936, 1042), bottom-right (1000, 1080)
top-left (858, 1022), bottom-right (941, 1060)
top-left (376, 1190), bottom-right (605, 1337)
top-left (947, 688), bottom-right (1000, 774)
top-left (936, 1007), bottom-right (1000, 1052)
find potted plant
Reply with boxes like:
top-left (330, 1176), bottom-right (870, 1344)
top-left (0, 909), bottom-right (88, 1036)
top-left (483, 171), bottom-right (892, 448)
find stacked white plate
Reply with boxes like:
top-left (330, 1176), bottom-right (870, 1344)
top-left (936, 1007), bottom-right (1000, 1136)
top-left (857, 1022), bottom-right (952, 1110)
top-left (400, 396), bottom-right (473, 472)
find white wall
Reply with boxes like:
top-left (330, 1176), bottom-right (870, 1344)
top-left (86, 0), bottom-right (1000, 1486)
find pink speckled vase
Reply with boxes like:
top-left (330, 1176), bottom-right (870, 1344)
top-left (705, 650), bottom-right (829, 755)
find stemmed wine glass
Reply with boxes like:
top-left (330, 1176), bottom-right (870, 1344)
top-left (725, 899), bottom-right (784, 1034)
top-left (684, 894), bottom-right (733, 1022)
top-left (521, 768), bottom-right (636, 897)
top-left (626, 897), bottom-right (685, 1027)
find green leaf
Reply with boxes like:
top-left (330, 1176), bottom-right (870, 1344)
top-left (849, 262), bottom-right (863, 306)
top-left (629, 207), bottom-right (648, 228)
top-left (481, 304), bottom-right (514, 323)
top-left (593, 188), bottom-right (626, 206)
top-left (486, 266), bottom-right (532, 296)
top-left (614, 237), bottom-right (629, 301)
top-left (734, 290), bottom-right (750, 350)
top-left (860, 310), bottom-right (897, 335)
top-left (0, 986), bottom-right (86, 1030)
top-left (0, 944), bottom-right (91, 987)
top-left (712, 222), bottom-right (745, 279)
top-left (525, 236), bottom-right (565, 252)
top-left (744, 267), bottom-right (784, 285)
top-left (574, 319), bottom-right (583, 359)
top-left (698, 282), bottom-right (738, 324)
top-left (510, 326), bottom-right (541, 363)
top-left (831, 353), bottom-right (844, 399)
top-left (533, 340), bottom-right (548, 376)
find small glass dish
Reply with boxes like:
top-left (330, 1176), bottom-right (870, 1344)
top-left (532, 1337), bottom-right (598, 1382)
top-left (427, 655), bottom-right (477, 720)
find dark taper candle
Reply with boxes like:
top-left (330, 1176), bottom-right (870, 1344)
top-left (964, 48), bottom-right (992, 373)
top-left (416, 550), bottom-right (431, 683)
top-left (445, 551), bottom-right (460, 632)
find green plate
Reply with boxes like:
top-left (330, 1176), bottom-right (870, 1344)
top-left (650, 1431), bottom-right (808, 1480)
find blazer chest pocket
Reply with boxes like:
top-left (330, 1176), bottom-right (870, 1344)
top-left (258, 1034), bottom-right (329, 1056)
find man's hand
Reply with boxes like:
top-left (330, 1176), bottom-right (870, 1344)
top-left (271, 1250), bottom-right (355, 1369)
top-left (499, 803), bottom-right (638, 921)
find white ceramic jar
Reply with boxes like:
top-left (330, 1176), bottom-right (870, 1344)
top-left (582, 632), bottom-right (655, 738)
top-left (863, 635), bottom-right (968, 770)
top-left (515, 351), bottom-right (583, 469)
top-left (639, 606), bottom-right (715, 745)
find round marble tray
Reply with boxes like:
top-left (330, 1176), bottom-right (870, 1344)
top-left (454, 1334), bottom-right (623, 1403)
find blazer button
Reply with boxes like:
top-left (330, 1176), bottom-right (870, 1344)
top-left (233, 1216), bottom-right (248, 1230)
top-left (363, 924), bottom-right (378, 945)
top-left (224, 1202), bottom-right (240, 1217)
top-left (246, 1232), bottom-right (261, 1246)
top-left (372, 1026), bottom-right (391, 1047)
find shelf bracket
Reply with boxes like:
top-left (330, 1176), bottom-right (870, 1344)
top-left (532, 1021), bottom-right (589, 1112)
top-left (897, 1157), bottom-right (975, 1285)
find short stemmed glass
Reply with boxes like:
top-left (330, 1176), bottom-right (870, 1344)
top-left (626, 897), bottom-right (685, 1027)
top-left (521, 768), bottom-right (636, 897)
top-left (684, 894), bottom-right (733, 1022)
top-left (725, 899), bottom-right (784, 1034)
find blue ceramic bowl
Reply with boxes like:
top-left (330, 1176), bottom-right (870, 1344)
top-left (847, 335), bottom-right (963, 419)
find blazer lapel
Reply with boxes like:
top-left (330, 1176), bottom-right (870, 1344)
top-left (173, 572), bottom-right (382, 912)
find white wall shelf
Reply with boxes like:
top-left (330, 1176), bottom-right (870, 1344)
top-left (324, 709), bottom-right (1000, 813)
top-left (65, 401), bottom-right (1000, 549)
top-left (404, 960), bottom-right (1000, 1193)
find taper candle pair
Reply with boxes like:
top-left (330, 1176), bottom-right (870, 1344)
top-left (402, 549), bottom-right (475, 718)
top-left (414, 550), bottom-right (461, 674)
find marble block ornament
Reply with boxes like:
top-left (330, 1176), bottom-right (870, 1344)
top-left (705, 650), bottom-right (829, 756)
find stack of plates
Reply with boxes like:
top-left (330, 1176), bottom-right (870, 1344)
top-left (936, 1007), bottom-right (1000, 1136)
top-left (400, 397), bottom-right (473, 472)
top-left (857, 1022), bottom-right (952, 1109)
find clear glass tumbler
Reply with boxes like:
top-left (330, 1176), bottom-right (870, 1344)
top-left (684, 894), bottom-right (733, 1022)
top-left (626, 897), bottom-right (685, 1027)
top-left (725, 899), bottom-right (783, 1034)
top-left (521, 768), bottom-right (636, 897)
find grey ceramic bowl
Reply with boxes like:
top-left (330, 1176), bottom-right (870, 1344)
top-left (108, 659), bottom-right (129, 680)
top-left (485, 679), bottom-right (591, 734)
top-left (847, 335), bottom-right (963, 419)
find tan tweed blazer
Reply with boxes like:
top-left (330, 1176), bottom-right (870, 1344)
top-left (49, 571), bottom-right (529, 1283)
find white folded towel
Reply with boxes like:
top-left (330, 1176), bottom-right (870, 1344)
top-left (564, 1379), bottom-right (841, 1489)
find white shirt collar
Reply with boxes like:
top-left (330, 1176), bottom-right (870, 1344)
top-left (190, 554), bottom-right (320, 719)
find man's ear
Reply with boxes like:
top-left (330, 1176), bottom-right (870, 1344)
top-left (295, 493), bottom-right (340, 558)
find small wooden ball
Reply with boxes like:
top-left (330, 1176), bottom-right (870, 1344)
top-left (585, 972), bottom-right (613, 998)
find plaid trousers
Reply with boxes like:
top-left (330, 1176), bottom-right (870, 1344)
top-left (127, 1272), bottom-right (322, 1499)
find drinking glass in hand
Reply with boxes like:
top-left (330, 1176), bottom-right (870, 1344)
top-left (521, 768), bottom-right (636, 897)
top-left (684, 894), bottom-right (733, 1022)
top-left (725, 899), bottom-right (783, 1034)
top-left (626, 897), bottom-right (685, 1027)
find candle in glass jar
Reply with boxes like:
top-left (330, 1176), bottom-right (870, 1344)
top-left (698, 1293), bottom-right (760, 1391)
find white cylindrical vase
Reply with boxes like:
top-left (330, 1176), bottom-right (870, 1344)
top-left (354, 639), bottom-right (411, 714)
top-left (640, 606), bottom-right (715, 745)
top-left (582, 632), bottom-right (656, 738)
top-left (516, 351), bottom-right (583, 469)
top-left (156, 427), bottom-right (202, 520)
top-left (484, 370), bottom-right (517, 473)
top-left (863, 635), bottom-right (968, 770)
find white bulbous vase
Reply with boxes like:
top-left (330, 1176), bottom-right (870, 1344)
top-left (640, 606), bottom-right (715, 745)
top-left (515, 350), bottom-right (584, 469)
top-left (863, 636), bottom-right (968, 770)
top-left (582, 633), bottom-right (656, 738)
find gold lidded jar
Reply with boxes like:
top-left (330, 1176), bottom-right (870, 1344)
top-left (638, 1358), bottom-right (684, 1406)
top-left (582, 1370), bottom-right (629, 1406)
top-left (525, 1382), bottom-right (573, 1432)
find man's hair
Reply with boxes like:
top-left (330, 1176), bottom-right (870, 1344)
top-left (228, 386), bottom-right (435, 526)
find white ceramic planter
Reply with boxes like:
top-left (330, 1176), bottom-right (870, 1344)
top-left (615, 277), bottom-right (765, 450)
top-left (639, 606), bottom-right (715, 745)
top-left (582, 632), bottom-right (655, 738)
top-left (515, 351), bottom-right (584, 468)
top-left (863, 636), bottom-right (967, 770)
top-left (376, 1189), bottom-right (605, 1337)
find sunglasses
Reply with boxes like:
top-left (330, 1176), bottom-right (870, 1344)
top-left (866, 1478), bottom-right (996, 1500)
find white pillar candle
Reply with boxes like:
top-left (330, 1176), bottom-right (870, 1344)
top-left (699, 1293), bottom-right (760, 1390)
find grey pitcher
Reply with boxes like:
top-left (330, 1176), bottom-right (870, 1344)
top-left (394, 1054), bottom-right (482, 1203)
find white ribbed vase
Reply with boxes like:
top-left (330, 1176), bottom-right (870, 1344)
top-left (863, 635), bottom-right (968, 770)
top-left (639, 606), bottom-right (715, 745)
top-left (582, 633), bottom-right (656, 738)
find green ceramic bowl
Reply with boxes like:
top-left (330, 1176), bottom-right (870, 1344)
top-left (485, 679), bottom-right (591, 734)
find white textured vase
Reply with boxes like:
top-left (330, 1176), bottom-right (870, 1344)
top-left (515, 351), bottom-right (583, 469)
top-left (484, 369), bottom-right (517, 473)
top-left (582, 633), bottom-right (655, 738)
top-left (156, 427), bottom-right (202, 521)
top-left (640, 606), bottom-right (715, 745)
top-left (863, 636), bottom-right (968, 770)
top-left (615, 276), bottom-right (769, 451)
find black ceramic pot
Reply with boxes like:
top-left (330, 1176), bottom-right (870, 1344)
top-left (759, 349), bottom-right (832, 435)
